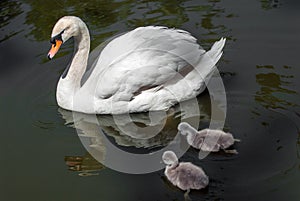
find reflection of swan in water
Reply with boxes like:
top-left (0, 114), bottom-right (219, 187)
top-left (60, 109), bottom-right (179, 149)
top-left (58, 94), bottom-right (219, 174)
top-left (162, 151), bottom-right (209, 200)
top-left (58, 97), bottom-right (210, 149)
top-left (59, 107), bottom-right (195, 173)
top-left (178, 122), bottom-right (239, 154)
top-left (48, 16), bottom-right (225, 114)
top-left (65, 153), bottom-right (104, 176)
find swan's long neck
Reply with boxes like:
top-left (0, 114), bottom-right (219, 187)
top-left (56, 22), bottom-right (90, 110)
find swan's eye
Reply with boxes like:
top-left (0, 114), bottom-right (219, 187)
top-left (50, 30), bottom-right (64, 44)
top-left (50, 37), bottom-right (56, 44)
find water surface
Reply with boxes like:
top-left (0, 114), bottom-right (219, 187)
top-left (0, 0), bottom-right (300, 200)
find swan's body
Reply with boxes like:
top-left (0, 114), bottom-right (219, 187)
top-left (162, 151), bottom-right (209, 199)
top-left (178, 122), bottom-right (239, 153)
top-left (48, 16), bottom-right (226, 114)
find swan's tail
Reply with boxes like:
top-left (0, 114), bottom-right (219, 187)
top-left (207, 37), bottom-right (226, 64)
top-left (195, 37), bottom-right (226, 81)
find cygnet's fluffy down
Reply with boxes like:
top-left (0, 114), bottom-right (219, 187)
top-left (162, 151), bottom-right (209, 195)
top-left (178, 122), bottom-right (239, 153)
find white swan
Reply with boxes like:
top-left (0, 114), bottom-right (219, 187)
top-left (48, 16), bottom-right (226, 114)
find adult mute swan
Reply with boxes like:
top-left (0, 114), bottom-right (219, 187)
top-left (162, 151), bottom-right (209, 200)
top-left (48, 16), bottom-right (226, 114)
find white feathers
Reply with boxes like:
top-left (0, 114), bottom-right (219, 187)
top-left (51, 16), bottom-right (226, 114)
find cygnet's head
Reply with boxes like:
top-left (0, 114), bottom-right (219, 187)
top-left (162, 151), bottom-right (178, 165)
top-left (177, 122), bottom-right (196, 136)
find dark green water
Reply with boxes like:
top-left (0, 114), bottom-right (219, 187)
top-left (1, 0), bottom-right (300, 200)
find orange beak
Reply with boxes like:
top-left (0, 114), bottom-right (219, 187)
top-left (47, 39), bottom-right (62, 60)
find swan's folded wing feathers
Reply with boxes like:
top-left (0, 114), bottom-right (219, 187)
top-left (89, 26), bottom-right (204, 78)
top-left (92, 27), bottom-right (206, 100)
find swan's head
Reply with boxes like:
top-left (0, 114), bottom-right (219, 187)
top-left (178, 122), bottom-right (196, 136)
top-left (47, 16), bottom-right (84, 59)
top-left (162, 151), bottom-right (178, 166)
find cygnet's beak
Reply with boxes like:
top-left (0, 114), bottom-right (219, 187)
top-left (48, 39), bottom-right (62, 60)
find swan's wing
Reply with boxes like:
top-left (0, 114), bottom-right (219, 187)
top-left (92, 26), bottom-right (206, 100)
top-left (81, 32), bottom-right (128, 85)
top-left (94, 26), bottom-right (204, 71)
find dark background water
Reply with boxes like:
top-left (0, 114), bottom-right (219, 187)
top-left (1, 0), bottom-right (300, 200)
